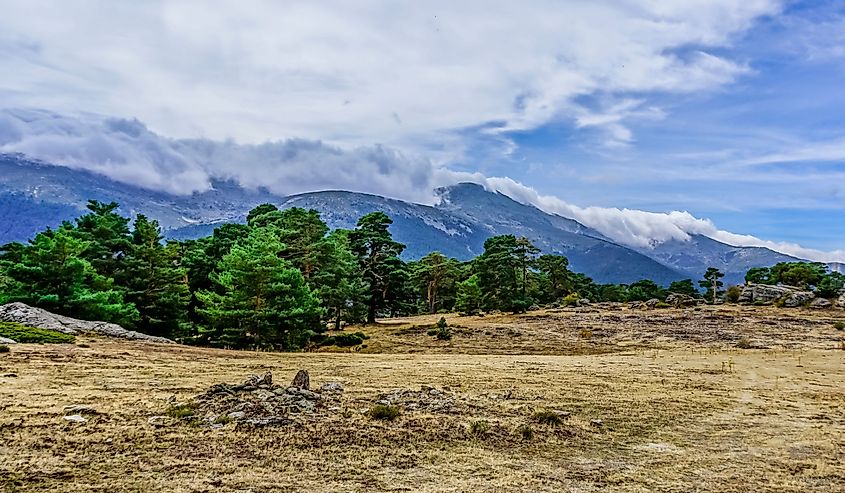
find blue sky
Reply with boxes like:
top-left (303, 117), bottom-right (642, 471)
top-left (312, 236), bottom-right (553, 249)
top-left (0, 1), bottom-right (843, 259)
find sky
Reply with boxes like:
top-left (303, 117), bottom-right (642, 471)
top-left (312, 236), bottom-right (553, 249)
top-left (0, 1), bottom-right (844, 261)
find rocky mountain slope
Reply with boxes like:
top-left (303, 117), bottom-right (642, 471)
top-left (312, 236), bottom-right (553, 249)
top-left (0, 153), bottom-right (814, 285)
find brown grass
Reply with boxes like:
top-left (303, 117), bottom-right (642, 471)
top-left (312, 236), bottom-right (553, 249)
top-left (0, 305), bottom-right (844, 492)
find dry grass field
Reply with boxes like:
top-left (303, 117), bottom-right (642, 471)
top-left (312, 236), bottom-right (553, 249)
top-left (1, 305), bottom-right (844, 492)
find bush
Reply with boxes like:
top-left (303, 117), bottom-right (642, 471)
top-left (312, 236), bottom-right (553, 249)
top-left (368, 404), bottom-right (400, 421)
top-left (469, 420), bottom-right (491, 437)
top-left (0, 344), bottom-right (9, 353)
top-left (561, 293), bottom-right (580, 307)
top-left (834, 321), bottom-right (845, 331)
top-left (431, 317), bottom-right (452, 340)
top-left (726, 285), bottom-right (742, 303)
top-left (166, 403), bottom-right (198, 419)
top-left (533, 410), bottom-right (563, 426)
top-left (517, 424), bottom-right (534, 441)
top-left (736, 337), bottom-right (753, 349)
top-left (0, 322), bottom-right (75, 344)
top-left (314, 331), bottom-right (369, 347)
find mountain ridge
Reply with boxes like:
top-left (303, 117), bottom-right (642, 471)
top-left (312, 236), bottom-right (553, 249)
top-left (0, 153), bottom-right (811, 285)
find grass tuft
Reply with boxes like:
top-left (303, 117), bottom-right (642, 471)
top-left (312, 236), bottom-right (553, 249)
top-left (533, 410), bottom-right (563, 426)
top-left (469, 420), bottom-right (491, 437)
top-left (834, 321), bottom-right (844, 331)
top-left (166, 403), bottom-right (198, 419)
top-left (0, 322), bottom-right (75, 344)
top-left (368, 404), bottom-right (401, 421)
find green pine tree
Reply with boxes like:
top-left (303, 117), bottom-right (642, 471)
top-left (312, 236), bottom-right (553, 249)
top-left (348, 212), bottom-right (406, 323)
top-left (196, 227), bottom-right (322, 349)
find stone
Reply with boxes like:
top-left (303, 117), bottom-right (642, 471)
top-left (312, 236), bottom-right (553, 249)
top-left (666, 294), bottom-right (697, 308)
top-left (147, 416), bottom-right (168, 427)
top-left (590, 419), bottom-right (604, 428)
top-left (628, 301), bottom-right (644, 310)
top-left (783, 291), bottom-right (815, 308)
top-left (553, 410), bottom-right (571, 419)
top-left (809, 298), bottom-right (832, 309)
top-left (0, 302), bottom-right (174, 343)
top-left (320, 382), bottom-right (344, 393)
top-left (63, 405), bottom-right (97, 415)
top-left (837, 292), bottom-right (845, 308)
top-left (738, 284), bottom-right (812, 306)
top-left (63, 415), bottom-right (87, 424)
top-left (291, 369), bottom-right (310, 390)
top-left (246, 416), bottom-right (292, 427)
top-left (644, 299), bottom-right (661, 309)
top-left (240, 372), bottom-right (272, 389)
top-left (227, 411), bottom-right (246, 420)
top-left (578, 299), bottom-right (591, 306)
top-left (0, 336), bottom-right (16, 344)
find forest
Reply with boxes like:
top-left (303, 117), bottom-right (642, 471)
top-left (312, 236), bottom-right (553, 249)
top-left (1, 201), bottom-right (842, 350)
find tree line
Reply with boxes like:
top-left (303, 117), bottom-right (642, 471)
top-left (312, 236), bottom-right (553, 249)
top-left (1, 201), bottom-right (842, 350)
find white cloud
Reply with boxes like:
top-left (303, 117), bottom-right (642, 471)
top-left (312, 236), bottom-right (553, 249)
top-left (2, 108), bottom-right (844, 263)
top-left (0, 0), bottom-right (779, 151)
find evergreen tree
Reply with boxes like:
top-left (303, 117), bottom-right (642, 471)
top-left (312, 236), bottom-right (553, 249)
top-left (313, 230), bottom-right (368, 330)
top-left (668, 279), bottom-right (699, 297)
top-left (348, 212), bottom-right (406, 323)
top-left (536, 254), bottom-right (572, 301)
top-left (455, 274), bottom-right (482, 315)
top-left (119, 215), bottom-right (190, 338)
top-left (72, 201), bottom-right (132, 279)
top-left (196, 227), bottom-right (322, 349)
top-left (2, 226), bottom-right (137, 324)
top-left (475, 235), bottom-right (522, 312)
top-left (411, 251), bottom-right (462, 313)
top-left (699, 267), bottom-right (725, 303)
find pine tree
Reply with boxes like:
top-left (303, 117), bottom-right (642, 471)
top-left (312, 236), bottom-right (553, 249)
top-left (475, 235), bottom-right (525, 312)
top-left (412, 251), bottom-right (462, 313)
top-left (536, 254), bottom-right (573, 301)
top-left (118, 215), bottom-right (190, 338)
top-left (72, 201), bottom-right (132, 279)
top-left (312, 230), bottom-right (368, 330)
top-left (196, 227), bottom-right (322, 349)
top-left (348, 212), bottom-right (406, 323)
top-left (699, 267), bottom-right (725, 304)
top-left (2, 226), bottom-right (137, 324)
top-left (455, 274), bottom-right (482, 315)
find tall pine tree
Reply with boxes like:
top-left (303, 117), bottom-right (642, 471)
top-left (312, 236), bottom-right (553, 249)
top-left (348, 212), bottom-right (406, 323)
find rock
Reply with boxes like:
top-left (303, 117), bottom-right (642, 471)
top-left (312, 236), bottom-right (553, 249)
top-left (291, 369), bottom-right (310, 390)
top-left (809, 298), bottom-right (832, 309)
top-left (239, 371), bottom-right (272, 389)
top-left (590, 419), bottom-right (604, 428)
top-left (227, 411), bottom-right (246, 420)
top-left (628, 301), bottom-right (644, 310)
top-left (147, 416), bottom-right (168, 427)
top-left (837, 292), bottom-right (845, 308)
top-left (738, 284), bottom-right (813, 306)
top-left (0, 336), bottom-right (16, 344)
top-left (553, 410), bottom-right (571, 419)
top-left (63, 415), bottom-right (87, 424)
top-left (578, 299), bottom-right (591, 306)
top-left (783, 291), bottom-right (815, 308)
top-left (245, 416), bottom-right (292, 427)
top-left (0, 302), bottom-right (174, 343)
top-left (527, 304), bottom-right (541, 311)
top-left (644, 299), bottom-right (661, 309)
top-left (320, 382), bottom-right (344, 393)
top-left (63, 405), bottom-right (97, 415)
top-left (666, 294), bottom-right (697, 308)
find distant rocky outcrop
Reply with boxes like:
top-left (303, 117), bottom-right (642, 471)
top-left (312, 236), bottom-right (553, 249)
top-left (0, 302), bottom-right (174, 343)
top-left (738, 284), bottom-right (815, 307)
top-left (665, 293), bottom-right (698, 308)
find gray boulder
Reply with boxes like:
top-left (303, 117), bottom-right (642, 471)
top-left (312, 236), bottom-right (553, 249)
top-left (0, 336), bottom-right (16, 344)
top-left (838, 293), bottom-right (845, 308)
top-left (783, 291), bottom-right (815, 308)
top-left (809, 298), bottom-right (832, 309)
top-left (666, 293), bottom-right (697, 308)
top-left (644, 298), bottom-right (661, 309)
top-left (738, 284), bottom-right (814, 307)
top-left (0, 302), bottom-right (174, 343)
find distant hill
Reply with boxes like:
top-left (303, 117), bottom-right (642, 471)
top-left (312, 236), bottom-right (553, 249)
top-left (0, 153), bottom-right (815, 285)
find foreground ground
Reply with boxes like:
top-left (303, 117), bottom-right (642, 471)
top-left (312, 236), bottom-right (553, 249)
top-left (1, 306), bottom-right (844, 492)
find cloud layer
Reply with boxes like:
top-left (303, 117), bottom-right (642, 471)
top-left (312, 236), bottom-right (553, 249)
top-left (0, 0), bottom-right (779, 152)
top-left (2, 108), bottom-right (843, 263)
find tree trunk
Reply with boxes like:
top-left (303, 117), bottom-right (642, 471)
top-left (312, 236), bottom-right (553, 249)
top-left (334, 307), bottom-right (342, 331)
top-left (367, 301), bottom-right (376, 324)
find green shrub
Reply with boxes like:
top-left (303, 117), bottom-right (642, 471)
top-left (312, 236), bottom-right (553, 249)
top-left (436, 317), bottom-right (448, 329)
top-left (533, 410), bottom-right (563, 426)
top-left (561, 293), bottom-right (580, 307)
top-left (735, 337), bottom-right (752, 349)
top-left (166, 403), bottom-right (198, 419)
top-left (517, 424), bottom-right (534, 440)
top-left (0, 344), bottom-right (9, 353)
top-left (725, 285), bottom-right (743, 303)
top-left (368, 404), bottom-right (400, 421)
top-left (314, 331), bottom-right (369, 347)
top-left (0, 322), bottom-right (75, 344)
top-left (426, 328), bottom-right (438, 336)
top-left (654, 301), bottom-right (671, 309)
top-left (435, 326), bottom-right (452, 340)
top-left (469, 420), bottom-right (491, 437)
top-left (834, 321), bottom-right (845, 331)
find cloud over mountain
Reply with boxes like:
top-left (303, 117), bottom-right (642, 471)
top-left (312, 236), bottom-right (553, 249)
top-left (2, 108), bottom-right (843, 263)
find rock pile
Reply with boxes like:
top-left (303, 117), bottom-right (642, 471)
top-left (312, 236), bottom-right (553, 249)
top-left (188, 370), bottom-right (344, 427)
top-left (737, 284), bottom-right (816, 307)
top-left (376, 385), bottom-right (459, 413)
top-left (665, 293), bottom-right (698, 308)
top-left (0, 302), bottom-right (173, 343)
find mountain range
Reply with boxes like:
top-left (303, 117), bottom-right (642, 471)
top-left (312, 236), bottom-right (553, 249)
top-left (0, 153), bottom-right (802, 285)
